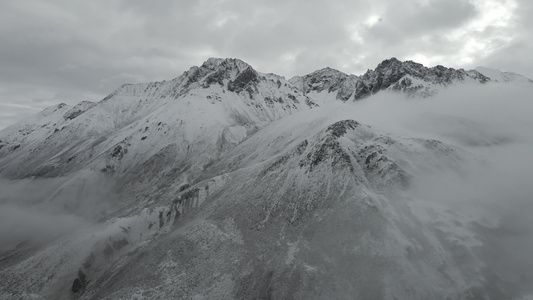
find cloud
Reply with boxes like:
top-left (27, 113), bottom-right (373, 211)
top-left (0, 177), bottom-right (86, 249)
top-left (476, 0), bottom-right (533, 79)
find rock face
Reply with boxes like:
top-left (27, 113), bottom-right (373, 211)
top-left (0, 57), bottom-right (529, 299)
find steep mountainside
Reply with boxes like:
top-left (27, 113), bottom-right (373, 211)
top-left (0, 58), bottom-right (531, 299)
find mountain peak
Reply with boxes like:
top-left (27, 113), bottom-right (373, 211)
top-left (174, 57), bottom-right (260, 94)
top-left (289, 67), bottom-right (350, 98)
top-left (373, 57), bottom-right (425, 74)
top-left (309, 66), bottom-right (347, 77)
top-left (376, 57), bottom-right (402, 68)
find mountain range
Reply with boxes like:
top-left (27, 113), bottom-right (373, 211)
top-left (0, 57), bottom-right (532, 299)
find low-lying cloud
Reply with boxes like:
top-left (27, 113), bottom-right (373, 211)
top-left (341, 82), bottom-right (533, 295)
top-left (0, 174), bottom-right (118, 251)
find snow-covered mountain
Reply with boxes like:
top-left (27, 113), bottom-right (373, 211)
top-left (0, 58), bottom-right (532, 299)
top-left (0, 58), bottom-right (315, 179)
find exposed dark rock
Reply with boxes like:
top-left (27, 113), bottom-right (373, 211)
top-left (112, 238), bottom-right (129, 250)
top-left (159, 210), bottom-right (165, 228)
top-left (179, 184), bottom-right (191, 192)
top-left (64, 110), bottom-right (84, 120)
top-left (72, 278), bottom-right (83, 294)
top-left (63, 101), bottom-right (97, 120)
top-left (287, 94), bottom-right (298, 102)
top-left (356, 143), bottom-right (411, 188)
top-left (296, 139), bottom-right (308, 155)
top-left (100, 165), bottom-right (114, 173)
top-left (353, 80), bottom-right (371, 99)
top-left (301, 137), bottom-right (353, 172)
top-left (71, 269), bottom-right (87, 294)
top-left (204, 69), bottom-right (226, 86)
top-left (111, 145), bottom-right (124, 159)
top-left (227, 67), bottom-right (259, 94)
top-left (326, 120), bottom-right (360, 138)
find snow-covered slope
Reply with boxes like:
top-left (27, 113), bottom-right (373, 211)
top-left (0, 58), bottom-right (531, 299)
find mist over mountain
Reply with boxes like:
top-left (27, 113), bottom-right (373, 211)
top-left (0, 58), bottom-right (532, 299)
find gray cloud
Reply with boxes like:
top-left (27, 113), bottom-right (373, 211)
top-left (0, 0), bottom-right (531, 130)
top-left (476, 0), bottom-right (533, 78)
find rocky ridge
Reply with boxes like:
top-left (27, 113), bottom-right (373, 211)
top-left (290, 57), bottom-right (493, 101)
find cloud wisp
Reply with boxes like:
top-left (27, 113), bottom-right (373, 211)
top-left (0, 174), bottom-right (119, 251)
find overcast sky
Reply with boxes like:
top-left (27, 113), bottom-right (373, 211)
top-left (1, 0), bottom-right (531, 129)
